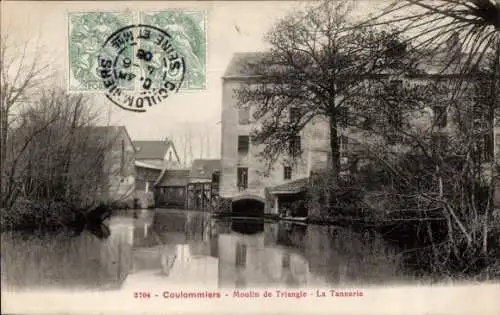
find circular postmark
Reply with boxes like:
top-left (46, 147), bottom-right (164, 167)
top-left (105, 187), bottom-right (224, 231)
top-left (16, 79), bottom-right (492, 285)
top-left (97, 24), bottom-right (186, 112)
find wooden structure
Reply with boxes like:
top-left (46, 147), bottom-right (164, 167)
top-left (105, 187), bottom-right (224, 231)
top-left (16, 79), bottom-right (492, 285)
top-left (154, 169), bottom-right (190, 208)
top-left (186, 171), bottom-right (220, 211)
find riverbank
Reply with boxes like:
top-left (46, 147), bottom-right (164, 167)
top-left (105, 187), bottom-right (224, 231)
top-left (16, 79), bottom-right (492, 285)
top-left (211, 212), bottom-right (389, 230)
top-left (0, 200), bottom-right (113, 232)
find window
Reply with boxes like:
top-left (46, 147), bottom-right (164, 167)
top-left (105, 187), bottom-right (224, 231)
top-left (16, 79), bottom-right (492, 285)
top-left (289, 136), bottom-right (301, 156)
top-left (340, 135), bottom-right (348, 158)
top-left (238, 135), bottom-right (250, 154)
top-left (284, 166), bottom-right (292, 180)
top-left (237, 167), bottom-right (248, 190)
top-left (168, 151), bottom-right (173, 161)
top-left (239, 106), bottom-right (250, 125)
top-left (290, 107), bottom-right (300, 123)
top-left (387, 80), bottom-right (403, 130)
top-left (433, 105), bottom-right (448, 128)
top-left (212, 171), bottom-right (220, 183)
top-left (235, 243), bottom-right (247, 267)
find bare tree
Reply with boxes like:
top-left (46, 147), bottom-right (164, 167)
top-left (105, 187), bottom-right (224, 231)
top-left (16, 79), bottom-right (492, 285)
top-left (1, 88), bottom-right (116, 211)
top-left (235, 0), bottom-right (419, 180)
top-left (0, 36), bottom-right (53, 208)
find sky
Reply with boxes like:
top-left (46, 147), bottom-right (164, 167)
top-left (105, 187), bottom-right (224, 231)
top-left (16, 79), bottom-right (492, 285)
top-left (1, 0), bottom-right (387, 161)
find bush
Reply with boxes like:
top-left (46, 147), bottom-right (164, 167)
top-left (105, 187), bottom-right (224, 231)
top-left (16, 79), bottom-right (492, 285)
top-left (0, 199), bottom-right (82, 230)
top-left (306, 172), bottom-right (367, 220)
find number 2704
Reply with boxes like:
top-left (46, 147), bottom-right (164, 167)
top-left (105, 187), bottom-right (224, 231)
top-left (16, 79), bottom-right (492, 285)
top-left (134, 292), bottom-right (151, 298)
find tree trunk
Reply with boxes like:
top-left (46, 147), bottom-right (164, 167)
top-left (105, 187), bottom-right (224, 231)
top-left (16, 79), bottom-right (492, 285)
top-left (0, 109), bottom-right (8, 207)
top-left (325, 114), bottom-right (341, 216)
top-left (329, 114), bottom-right (341, 181)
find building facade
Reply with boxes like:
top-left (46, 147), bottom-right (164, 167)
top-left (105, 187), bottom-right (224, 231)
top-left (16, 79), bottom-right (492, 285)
top-left (221, 53), bottom-right (331, 214)
top-left (221, 51), bottom-right (500, 216)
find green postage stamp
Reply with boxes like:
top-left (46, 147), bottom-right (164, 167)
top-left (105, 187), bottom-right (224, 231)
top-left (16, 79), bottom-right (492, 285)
top-left (68, 11), bottom-right (133, 91)
top-left (68, 10), bottom-right (207, 92)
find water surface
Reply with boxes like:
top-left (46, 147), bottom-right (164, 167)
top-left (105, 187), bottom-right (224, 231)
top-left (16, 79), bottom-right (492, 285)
top-left (1, 209), bottom-right (416, 291)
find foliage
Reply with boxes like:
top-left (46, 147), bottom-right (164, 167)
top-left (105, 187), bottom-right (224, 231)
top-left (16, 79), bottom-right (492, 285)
top-left (1, 89), bottom-right (118, 211)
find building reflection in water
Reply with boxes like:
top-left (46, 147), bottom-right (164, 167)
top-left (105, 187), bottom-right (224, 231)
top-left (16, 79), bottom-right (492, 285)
top-left (1, 209), bottom-right (403, 292)
top-left (129, 210), bottom-right (218, 287)
top-left (216, 219), bottom-right (311, 288)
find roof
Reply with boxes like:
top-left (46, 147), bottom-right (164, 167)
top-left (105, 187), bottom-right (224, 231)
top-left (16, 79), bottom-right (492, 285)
top-left (134, 160), bottom-right (164, 170)
top-left (223, 49), bottom-right (483, 80)
top-left (189, 159), bottom-right (221, 179)
top-left (267, 178), bottom-right (309, 195)
top-left (155, 169), bottom-right (190, 187)
top-left (223, 52), bottom-right (267, 78)
top-left (133, 139), bottom-right (180, 161)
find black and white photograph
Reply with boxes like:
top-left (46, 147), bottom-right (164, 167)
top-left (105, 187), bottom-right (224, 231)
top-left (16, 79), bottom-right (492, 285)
top-left (1, 0), bottom-right (499, 314)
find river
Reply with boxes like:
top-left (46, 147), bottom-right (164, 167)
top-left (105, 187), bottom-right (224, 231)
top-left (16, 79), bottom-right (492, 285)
top-left (1, 209), bottom-right (424, 291)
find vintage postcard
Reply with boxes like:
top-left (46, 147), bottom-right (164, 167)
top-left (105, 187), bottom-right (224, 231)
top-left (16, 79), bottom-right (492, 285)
top-left (1, 0), bottom-right (499, 314)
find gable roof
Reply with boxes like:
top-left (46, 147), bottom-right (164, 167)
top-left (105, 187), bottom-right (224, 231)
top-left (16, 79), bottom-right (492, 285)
top-left (133, 139), bottom-right (180, 161)
top-left (154, 168), bottom-right (190, 187)
top-left (189, 159), bottom-right (221, 179)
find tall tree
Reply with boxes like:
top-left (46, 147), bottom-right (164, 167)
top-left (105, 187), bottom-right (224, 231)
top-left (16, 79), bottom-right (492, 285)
top-left (235, 0), bottom-right (418, 180)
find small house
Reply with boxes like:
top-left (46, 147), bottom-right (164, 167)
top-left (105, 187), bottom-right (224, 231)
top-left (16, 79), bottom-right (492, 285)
top-left (154, 169), bottom-right (190, 208)
top-left (133, 138), bottom-right (182, 208)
